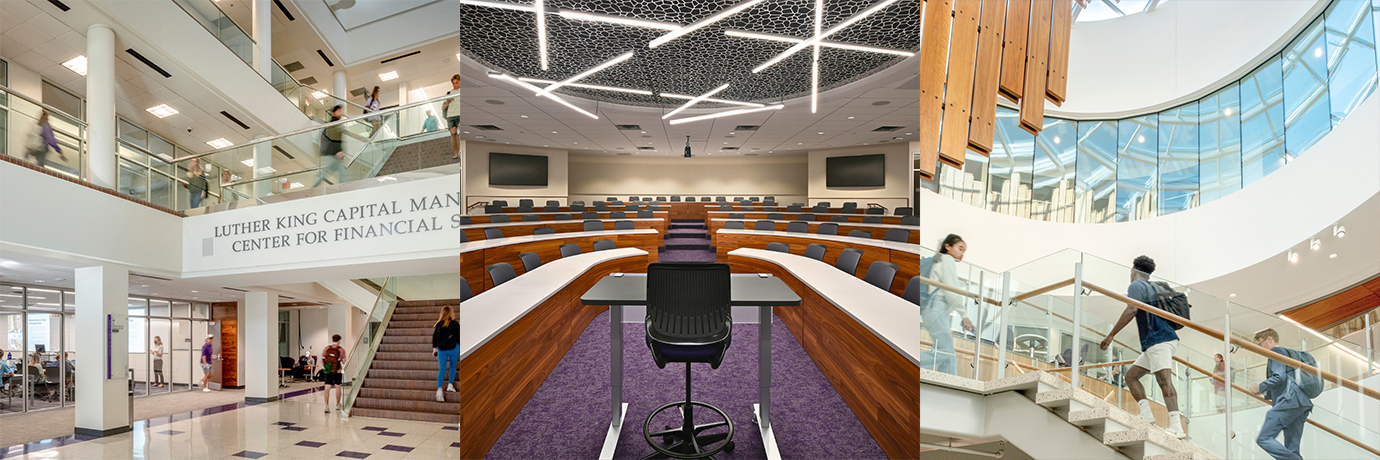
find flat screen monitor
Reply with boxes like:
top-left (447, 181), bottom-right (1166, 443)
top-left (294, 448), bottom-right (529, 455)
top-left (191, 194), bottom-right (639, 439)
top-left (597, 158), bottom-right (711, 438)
top-left (489, 152), bottom-right (549, 186)
top-left (825, 154), bottom-right (885, 187)
top-left (34, 344), bottom-right (45, 353)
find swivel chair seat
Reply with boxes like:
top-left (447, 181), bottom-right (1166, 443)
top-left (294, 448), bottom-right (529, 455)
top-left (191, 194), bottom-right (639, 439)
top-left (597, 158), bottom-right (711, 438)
top-left (641, 263), bottom-right (736, 459)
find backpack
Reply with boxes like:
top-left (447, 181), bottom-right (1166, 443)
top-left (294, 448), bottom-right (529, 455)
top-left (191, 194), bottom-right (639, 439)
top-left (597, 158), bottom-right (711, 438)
top-left (918, 255), bottom-right (936, 307)
top-left (1280, 348), bottom-right (1324, 399)
top-left (1143, 281), bottom-right (1190, 330)
top-left (322, 345), bottom-right (342, 373)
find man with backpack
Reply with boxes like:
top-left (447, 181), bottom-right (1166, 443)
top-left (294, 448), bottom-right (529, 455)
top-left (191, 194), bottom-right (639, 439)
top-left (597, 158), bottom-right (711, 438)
top-left (322, 334), bottom-right (345, 414)
top-left (1100, 255), bottom-right (1186, 438)
top-left (1251, 328), bottom-right (1315, 460)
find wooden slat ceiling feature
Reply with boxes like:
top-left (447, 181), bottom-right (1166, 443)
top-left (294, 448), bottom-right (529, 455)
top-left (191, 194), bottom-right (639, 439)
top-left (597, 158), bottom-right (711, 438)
top-left (918, 0), bottom-right (1074, 177)
top-left (1282, 273), bottom-right (1380, 330)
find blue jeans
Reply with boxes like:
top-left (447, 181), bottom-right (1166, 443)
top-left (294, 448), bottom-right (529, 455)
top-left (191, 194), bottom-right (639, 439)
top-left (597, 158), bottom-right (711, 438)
top-left (436, 347), bottom-right (458, 388)
top-left (1257, 405), bottom-right (1310, 459)
top-left (189, 192), bottom-right (203, 208)
top-left (919, 298), bottom-right (957, 375)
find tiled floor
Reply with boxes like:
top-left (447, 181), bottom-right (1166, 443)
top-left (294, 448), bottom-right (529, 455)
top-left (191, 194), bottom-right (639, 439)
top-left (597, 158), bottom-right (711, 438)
top-left (0, 388), bottom-right (459, 460)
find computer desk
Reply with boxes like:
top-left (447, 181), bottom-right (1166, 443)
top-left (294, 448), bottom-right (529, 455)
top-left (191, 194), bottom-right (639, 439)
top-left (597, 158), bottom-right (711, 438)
top-left (580, 273), bottom-right (802, 460)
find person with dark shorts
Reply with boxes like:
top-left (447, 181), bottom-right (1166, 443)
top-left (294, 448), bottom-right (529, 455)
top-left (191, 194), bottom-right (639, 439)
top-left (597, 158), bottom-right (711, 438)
top-left (444, 74), bottom-right (462, 159)
top-left (322, 334), bottom-right (345, 413)
top-left (200, 335), bottom-right (215, 392)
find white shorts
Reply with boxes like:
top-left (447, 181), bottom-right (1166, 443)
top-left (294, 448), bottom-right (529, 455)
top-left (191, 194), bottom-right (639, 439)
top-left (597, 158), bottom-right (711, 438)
top-left (1132, 340), bottom-right (1178, 373)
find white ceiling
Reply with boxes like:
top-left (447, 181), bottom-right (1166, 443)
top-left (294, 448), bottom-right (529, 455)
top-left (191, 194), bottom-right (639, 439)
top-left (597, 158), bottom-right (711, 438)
top-left (0, 257), bottom-right (242, 304)
top-left (457, 52), bottom-right (918, 157)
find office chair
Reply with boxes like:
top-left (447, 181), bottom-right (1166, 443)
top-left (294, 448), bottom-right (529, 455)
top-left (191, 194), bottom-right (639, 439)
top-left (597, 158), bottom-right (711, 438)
top-left (547, 200), bottom-right (561, 207)
top-left (701, 197), bottom-right (711, 202)
top-left (613, 200), bottom-right (625, 206)
top-left (797, 213), bottom-right (814, 221)
top-left (615, 220), bottom-right (635, 230)
top-left (841, 202), bottom-right (858, 213)
top-left (631, 196), bottom-right (640, 202)
top-left (492, 200), bottom-right (508, 207)
top-left (765, 242), bottom-right (790, 253)
top-left (812, 205), bottom-right (828, 214)
top-left (487, 263), bottom-right (517, 286)
top-left (884, 228), bottom-right (912, 243)
top-left (732, 196), bottom-right (743, 201)
top-left (657, 196), bottom-right (667, 201)
top-left (685, 197), bottom-right (695, 202)
top-left (848, 230), bottom-right (872, 239)
top-left (559, 243), bottom-right (582, 258)
top-left (728, 213), bottom-right (745, 219)
top-left (817, 202), bottom-right (831, 207)
top-left (491, 215), bottom-right (511, 223)
top-left (584, 220), bottom-right (604, 231)
top-left (836, 248), bottom-right (863, 276)
top-left (607, 197), bottom-right (617, 202)
top-left (461, 232), bottom-right (467, 243)
top-left (866, 207), bottom-right (885, 215)
top-left (804, 244), bottom-right (827, 261)
top-left (716, 196), bottom-right (727, 202)
top-left (754, 220), bottom-right (775, 231)
top-left (484, 228), bottom-right (505, 239)
top-left (894, 207), bottom-right (913, 216)
top-left (484, 204), bottom-right (502, 214)
top-left (523, 215), bottom-right (542, 222)
top-left (762, 201), bottom-right (776, 207)
top-left (901, 215), bottom-right (919, 226)
top-left (460, 216), bottom-right (472, 225)
top-left (534, 227), bottom-right (556, 235)
top-left (817, 223), bottom-right (838, 235)
top-left (517, 206), bottom-right (534, 213)
top-left (555, 214), bottom-right (573, 221)
top-left (748, 196), bottom-right (760, 202)
top-left (544, 205), bottom-right (559, 212)
top-left (612, 212), bottom-right (627, 219)
top-left (764, 196), bottom-right (775, 201)
top-left (638, 210), bottom-right (653, 218)
top-left (719, 205), bottom-right (732, 211)
top-left (641, 263), bottom-right (736, 459)
top-left (519, 252), bottom-right (543, 272)
top-left (671, 196), bottom-right (681, 202)
top-left (767, 213), bottom-right (784, 220)
top-left (863, 261), bottom-right (900, 291)
top-left (725, 221), bottom-right (745, 230)
top-left (902, 276), bottom-right (921, 305)
top-left (646, 205), bottom-right (659, 212)
top-left (519, 199), bottom-right (534, 207)
top-left (785, 221), bottom-right (808, 233)
top-left (786, 204), bottom-right (802, 212)
top-left (595, 204), bottom-right (610, 211)
top-left (571, 205), bottom-right (586, 213)
top-left (459, 277), bottom-right (473, 301)
top-left (593, 240), bottom-right (617, 251)
top-left (626, 204), bottom-right (639, 211)
top-left (571, 201), bottom-right (585, 206)
top-left (830, 216), bottom-right (849, 222)
top-left (739, 200), bottom-right (751, 206)
top-left (863, 216), bottom-right (883, 224)
top-left (582, 211), bottom-right (599, 219)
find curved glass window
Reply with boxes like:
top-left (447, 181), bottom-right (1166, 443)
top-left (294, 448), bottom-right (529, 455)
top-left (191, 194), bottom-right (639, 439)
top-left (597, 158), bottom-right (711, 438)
top-left (934, 0), bottom-right (1378, 223)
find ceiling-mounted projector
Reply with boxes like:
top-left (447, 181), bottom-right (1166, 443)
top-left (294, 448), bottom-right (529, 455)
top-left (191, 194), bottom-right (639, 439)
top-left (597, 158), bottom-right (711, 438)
top-left (684, 136), bottom-right (692, 158)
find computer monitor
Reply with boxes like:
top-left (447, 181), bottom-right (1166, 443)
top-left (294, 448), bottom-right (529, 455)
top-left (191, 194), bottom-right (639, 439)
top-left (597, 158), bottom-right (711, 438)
top-left (34, 344), bottom-right (45, 353)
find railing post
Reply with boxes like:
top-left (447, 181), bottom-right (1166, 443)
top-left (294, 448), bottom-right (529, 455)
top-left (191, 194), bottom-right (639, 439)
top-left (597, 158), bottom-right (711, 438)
top-left (1182, 365), bottom-right (1191, 417)
top-left (996, 272), bottom-right (1012, 379)
top-left (1071, 262), bottom-right (1083, 390)
top-left (1367, 313), bottom-right (1375, 378)
top-left (975, 271), bottom-right (985, 380)
top-left (1224, 312), bottom-right (1232, 460)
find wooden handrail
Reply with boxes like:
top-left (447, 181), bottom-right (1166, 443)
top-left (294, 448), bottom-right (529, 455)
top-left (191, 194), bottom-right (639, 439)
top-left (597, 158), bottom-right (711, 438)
top-left (1009, 278), bottom-right (1075, 303)
top-left (1174, 357), bottom-right (1380, 457)
top-left (914, 275), bottom-right (982, 301)
top-left (1048, 359), bottom-right (1136, 373)
top-left (1083, 282), bottom-right (1380, 403)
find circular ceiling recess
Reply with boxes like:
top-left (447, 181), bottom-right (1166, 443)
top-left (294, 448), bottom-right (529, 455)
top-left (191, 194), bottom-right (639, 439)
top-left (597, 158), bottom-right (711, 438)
top-left (459, 0), bottom-right (921, 108)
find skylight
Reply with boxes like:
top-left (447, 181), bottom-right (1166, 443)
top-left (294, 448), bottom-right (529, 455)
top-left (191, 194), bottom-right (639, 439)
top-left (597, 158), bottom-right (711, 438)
top-left (1075, 0), bottom-right (1166, 23)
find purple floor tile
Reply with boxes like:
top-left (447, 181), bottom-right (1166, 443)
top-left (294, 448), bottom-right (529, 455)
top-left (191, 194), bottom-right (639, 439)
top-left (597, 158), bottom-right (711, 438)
top-left (450, 442), bottom-right (462, 448)
top-left (282, 426), bottom-right (308, 432)
top-left (377, 432), bottom-right (406, 437)
top-left (273, 422), bottom-right (296, 426)
top-left (442, 426), bottom-right (458, 431)
top-left (361, 426), bottom-right (388, 432)
top-left (231, 451), bottom-right (269, 459)
top-left (296, 441), bottom-right (327, 448)
top-left (156, 430), bottom-right (184, 435)
top-left (336, 451), bottom-right (371, 459)
top-left (381, 445), bottom-right (414, 453)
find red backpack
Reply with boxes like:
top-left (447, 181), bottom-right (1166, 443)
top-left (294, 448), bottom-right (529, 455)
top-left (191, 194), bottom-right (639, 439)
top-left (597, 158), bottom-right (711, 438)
top-left (322, 345), bottom-right (342, 373)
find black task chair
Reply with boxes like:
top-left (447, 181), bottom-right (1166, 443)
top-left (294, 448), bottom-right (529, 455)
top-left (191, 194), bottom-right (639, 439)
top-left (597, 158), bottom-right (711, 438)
top-left (848, 230), bottom-right (872, 239)
top-left (583, 211), bottom-right (600, 219)
top-left (638, 210), bottom-right (653, 218)
top-left (728, 213), bottom-right (745, 219)
top-left (902, 276), bottom-right (921, 305)
top-left (719, 204), bottom-right (732, 211)
top-left (863, 261), bottom-right (900, 291)
top-left (646, 205), bottom-right (659, 212)
top-left (748, 196), bottom-right (760, 202)
top-left (725, 221), bottom-right (745, 230)
top-left (641, 263), bottom-right (736, 459)
top-left (817, 223), bottom-right (839, 235)
top-left (841, 202), bottom-right (858, 213)
top-left (739, 200), bottom-right (751, 206)
top-left (797, 213), bottom-right (815, 221)
top-left (607, 197), bottom-right (618, 202)
top-left (523, 215), bottom-right (542, 222)
top-left (570, 204), bottom-right (586, 213)
top-left (611, 212), bottom-right (627, 219)
top-left (460, 216), bottom-right (472, 225)
top-left (584, 220), bottom-right (605, 231)
top-left (830, 216), bottom-right (849, 222)
top-left (461, 277), bottom-right (473, 302)
top-left (836, 248), bottom-right (863, 276)
top-left (767, 213), bottom-right (784, 220)
top-left (754, 220), bottom-right (775, 231)
top-left (631, 196), bottom-right (641, 202)
top-left (863, 216), bottom-right (883, 224)
top-left (732, 196), bottom-right (744, 201)
top-left (615, 220), bottom-right (635, 230)
top-left (555, 214), bottom-right (573, 221)
top-left (817, 201), bottom-right (831, 207)
top-left (487, 263), bottom-right (517, 286)
top-left (519, 199), bottom-right (534, 207)
top-left (763, 196), bottom-right (775, 201)
top-left (595, 203), bottom-right (610, 211)
top-left (461, 232), bottom-right (468, 243)
top-left (701, 197), bottom-right (711, 202)
top-left (765, 242), bottom-right (790, 253)
top-left (484, 228), bottom-right (505, 239)
top-left (684, 197), bottom-right (695, 202)
top-left (593, 240), bottom-right (617, 251)
top-left (559, 243), bottom-right (582, 258)
top-left (670, 196), bottom-right (681, 202)
top-left (901, 215), bottom-right (919, 226)
top-left (716, 196), bottom-right (727, 202)
top-left (546, 200), bottom-right (561, 207)
top-left (866, 207), bottom-right (885, 215)
top-left (894, 207), bottom-right (913, 215)
top-left (484, 204), bottom-right (502, 214)
top-left (811, 205), bottom-right (828, 214)
top-left (534, 227), bottom-right (556, 235)
top-left (491, 215), bottom-right (511, 223)
top-left (656, 196), bottom-right (667, 202)
top-left (884, 228), bottom-right (912, 243)
top-left (517, 206), bottom-right (534, 213)
top-left (626, 204), bottom-right (639, 211)
top-left (804, 243), bottom-right (827, 261)
top-left (543, 205), bottom-right (559, 212)
top-left (492, 200), bottom-right (509, 207)
top-left (519, 252), bottom-right (543, 271)
top-left (786, 204), bottom-right (802, 212)
top-left (785, 221), bottom-right (808, 233)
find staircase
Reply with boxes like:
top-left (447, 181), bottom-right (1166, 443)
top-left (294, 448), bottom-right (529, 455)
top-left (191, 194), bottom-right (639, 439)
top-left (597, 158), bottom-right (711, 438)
top-left (659, 219), bottom-right (717, 262)
top-left (375, 135), bottom-right (456, 177)
top-left (351, 300), bottom-right (459, 423)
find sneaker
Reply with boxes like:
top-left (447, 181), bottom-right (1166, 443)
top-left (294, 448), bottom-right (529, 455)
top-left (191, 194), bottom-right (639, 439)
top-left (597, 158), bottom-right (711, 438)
top-left (446, 384), bottom-right (456, 392)
top-left (1165, 426), bottom-right (1187, 439)
top-left (436, 388), bottom-right (445, 402)
top-left (325, 407), bottom-right (330, 414)
top-left (203, 388), bottom-right (211, 392)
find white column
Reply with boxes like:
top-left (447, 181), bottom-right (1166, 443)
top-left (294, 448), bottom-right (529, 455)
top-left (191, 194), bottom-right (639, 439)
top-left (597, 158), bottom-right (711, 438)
top-left (85, 24), bottom-right (117, 189)
top-left (244, 291), bottom-right (279, 402)
top-left (74, 265), bottom-right (129, 437)
top-left (333, 71), bottom-right (348, 104)
top-left (252, 135), bottom-right (272, 198)
top-left (252, 0), bottom-right (273, 79)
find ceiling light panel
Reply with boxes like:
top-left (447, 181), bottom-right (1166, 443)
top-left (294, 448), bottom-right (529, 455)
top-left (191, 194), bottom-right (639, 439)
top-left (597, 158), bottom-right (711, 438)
top-left (379, 71), bottom-right (399, 81)
top-left (724, 30), bottom-right (916, 57)
top-left (536, 51), bottom-right (634, 97)
top-left (518, 78), bottom-right (654, 95)
top-left (669, 104), bottom-right (785, 125)
top-left (753, 0), bottom-right (901, 73)
top-left (557, 10), bottom-right (681, 29)
top-left (663, 83), bottom-right (730, 119)
top-left (62, 55), bottom-right (88, 76)
top-left (146, 104), bottom-right (179, 118)
top-left (649, 0), bottom-right (766, 48)
top-left (207, 138), bottom-right (233, 149)
top-left (489, 72), bottom-right (599, 119)
top-left (536, 0), bottom-right (548, 70)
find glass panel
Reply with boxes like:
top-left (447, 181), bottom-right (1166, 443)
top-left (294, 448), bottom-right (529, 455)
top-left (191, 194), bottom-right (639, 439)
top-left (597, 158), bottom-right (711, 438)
top-left (988, 108), bottom-right (1034, 218)
top-left (1240, 57), bottom-right (1287, 186)
top-left (193, 303), bottom-right (209, 320)
top-left (172, 301), bottom-right (191, 318)
top-left (129, 298), bottom-right (147, 317)
top-left (41, 81), bottom-right (81, 121)
top-left (1116, 114), bottom-right (1158, 222)
top-left (173, 319), bottom-right (193, 392)
top-left (0, 311), bottom-right (21, 414)
top-left (1282, 18), bottom-right (1332, 157)
top-left (25, 288), bottom-right (61, 312)
top-left (118, 119), bottom-right (148, 151)
top-left (191, 321), bottom-right (208, 391)
top-left (150, 170), bottom-right (173, 209)
top-left (62, 291), bottom-right (75, 312)
top-left (1157, 103), bottom-right (1199, 216)
top-left (1325, 0), bottom-right (1378, 125)
top-left (118, 158), bottom-right (149, 201)
top-left (150, 300), bottom-right (170, 317)
top-left (149, 319), bottom-right (171, 394)
top-left (149, 135), bottom-right (176, 173)
top-left (1198, 84), bottom-right (1243, 205)
top-left (62, 313), bottom-right (74, 406)
top-left (0, 285), bottom-right (21, 309)
top-left (26, 312), bottom-right (62, 411)
top-left (117, 144), bottom-right (149, 166)
top-left (1075, 120), bottom-right (1118, 224)
top-left (937, 151), bottom-right (988, 209)
top-left (1032, 118), bottom-right (1077, 222)
top-left (129, 316), bottom-right (148, 396)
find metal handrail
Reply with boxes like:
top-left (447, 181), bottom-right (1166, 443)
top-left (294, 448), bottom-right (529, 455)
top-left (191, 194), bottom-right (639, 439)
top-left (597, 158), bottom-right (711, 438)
top-left (170, 93), bottom-right (459, 164)
top-left (341, 277), bottom-right (400, 415)
top-left (0, 84), bottom-right (87, 127)
top-left (221, 166), bottom-right (321, 188)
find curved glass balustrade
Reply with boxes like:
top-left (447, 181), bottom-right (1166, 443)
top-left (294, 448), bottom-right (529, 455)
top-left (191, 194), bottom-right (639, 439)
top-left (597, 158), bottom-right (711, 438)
top-left (933, 0), bottom-right (1379, 223)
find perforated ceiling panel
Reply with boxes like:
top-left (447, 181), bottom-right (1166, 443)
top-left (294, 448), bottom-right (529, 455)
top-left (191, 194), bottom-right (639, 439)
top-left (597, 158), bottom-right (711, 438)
top-left (458, 0), bottom-right (920, 108)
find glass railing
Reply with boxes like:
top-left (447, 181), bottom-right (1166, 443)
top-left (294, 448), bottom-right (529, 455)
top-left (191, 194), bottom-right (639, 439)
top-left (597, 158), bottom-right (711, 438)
top-left (932, 0), bottom-right (1379, 224)
top-left (340, 277), bottom-right (398, 417)
top-left (0, 84), bottom-right (86, 180)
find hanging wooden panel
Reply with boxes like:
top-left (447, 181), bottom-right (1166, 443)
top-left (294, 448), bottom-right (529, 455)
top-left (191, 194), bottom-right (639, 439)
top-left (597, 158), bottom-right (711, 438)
top-left (967, 0), bottom-right (1008, 155)
top-left (1018, 0), bottom-right (1053, 134)
top-left (938, 0), bottom-right (981, 166)
top-left (918, 0), bottom-right (953, 178)
top-left (998, 0), bottom-right (1032, 101)
top-left (1047, 0), bottom-right (1072, 104)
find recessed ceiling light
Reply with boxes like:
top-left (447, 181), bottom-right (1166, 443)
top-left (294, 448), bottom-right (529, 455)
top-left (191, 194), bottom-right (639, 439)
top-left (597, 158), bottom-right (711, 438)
top-left (1310, 238), bottom-right (1321, 251)
top-left (146, 104), bottom-right (179, 118)
top-left (1329, 253), bottom-right (1338, 259)
top-left (1287, 251), bottom-right (1298, 263)
top-left (650, 0), bottom-right (767, 48)
top-left (557, 10), bottom-right (681, 30)
top-left (35, 280), bottom-right (43, 283)
top-left (1223, 108), bottom-right (1233, 116)
top-left (906, 133), bottom-right (913, 135)
top-left (62, 56), bottom-right (87, 76)
top-left (1137, 135), bottom-right (1146, 143)
top-left (552, 131), bottom-right (558, 134)
top-left (1314, 47), bottom-right (1323, 58)
top-left (191, 290), bottom-right (198, 293)
top-left (798, 143), bottom-right (803, 145)
top-left (311, 91), bottom-right (328, 99)
top-left (520, 115), bottom-right (529, 118)
top-left (641, 131), bottom-right (646, 134)
top-left (847, 116), bottom-right (855, 120)
top-left (1229, 293), bottom-right (1237, 298)
top-left (207, 138), bottom-right (233, 149)
top-left (463, 131), bottom-right (470, 134)
top-left (379, 71), bottom-right (399, 81)
top-left (1333, 224), bottom-right (1346, 237)
top-left (729, 132), bottom-right (736, 134)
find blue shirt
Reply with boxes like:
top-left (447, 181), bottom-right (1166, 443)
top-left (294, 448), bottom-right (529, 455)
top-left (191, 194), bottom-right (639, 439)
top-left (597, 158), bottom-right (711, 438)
top-left (0, 361), bottom-right (12, 377)
top-left (1129, 280), bottom-right (1179, 351)
top-left (1260, 346), bottom-right (1314, 410)
top-left (422, 116), bottom-right (439, 132)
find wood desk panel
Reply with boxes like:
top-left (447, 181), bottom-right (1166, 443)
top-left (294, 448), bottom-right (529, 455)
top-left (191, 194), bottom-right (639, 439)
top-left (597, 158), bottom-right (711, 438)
top-left (466, 211), bottom-right (669, 225)
top-left (707, 219), bottom-right (917, 244)
top-left (707, 212), bottom-right (903, 225)
top-left (462, 219), bottom-right (665, 241)
top-left (494, 204), bottom-right (657, 213)
top-left (891, 249), bottom-right (920, 298)
top-left (726, 255), bottom-right (919, 460)
top-left (459, 256), bottom-right (644, 459)
top-left (464, 233), bottom-right (659, 294)
top-left (713, 232), bottom-right (887, 279)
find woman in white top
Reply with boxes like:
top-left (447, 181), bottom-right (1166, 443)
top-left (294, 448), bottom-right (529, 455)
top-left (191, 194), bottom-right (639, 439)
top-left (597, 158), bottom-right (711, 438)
top-left (921, 234), bottom-right (976, 375)
top-left (151, 336), bottom-right (165, 388)
top-left (364, 86), bottom-right (382, 137)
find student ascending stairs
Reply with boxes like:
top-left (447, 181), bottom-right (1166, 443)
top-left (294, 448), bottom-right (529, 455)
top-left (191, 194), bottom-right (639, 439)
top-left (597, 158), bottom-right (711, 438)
top-left (1101, 255), bottom-right (1186, 438)
top-left (433, 306), bottom-right (459, 402)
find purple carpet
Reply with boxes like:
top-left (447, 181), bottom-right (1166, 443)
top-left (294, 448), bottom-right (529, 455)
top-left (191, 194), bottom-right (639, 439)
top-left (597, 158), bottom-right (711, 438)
top-left (483, 310), bottom-right (887, 459)
top-left (659, 249), bottom-right (717, 262)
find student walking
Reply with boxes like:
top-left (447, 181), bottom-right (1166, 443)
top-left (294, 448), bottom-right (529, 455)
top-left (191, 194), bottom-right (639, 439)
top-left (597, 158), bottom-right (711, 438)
top-left (422, 110), bottom-right (440, 132)
top-left (314, 105), bottom-right (346, 187)
top-left (364, 86), bottom-right (382, 137)
top-left (25, 111), bottom-right (68, 169)
top-left (1213, 353), bottom-right (1227, 413)
top-left (322, 334), bottom-right (345, 413)
top-left (444, 74), bottom-right (461, 159)
top-left (919, 234), bottom-right (976, 376)
top-left (200, 335), bottom-right (215, 392)
top-left (433, 305), bottom-right (459, 402)
top-left (1100, 256), bottom-right (1185, 438)
top-left (1252, 328), bottom-right (1314, 460)
top-left (186, 159), bottom-right (208, 209)
top-left (151, 336), bottom-right (166, 388)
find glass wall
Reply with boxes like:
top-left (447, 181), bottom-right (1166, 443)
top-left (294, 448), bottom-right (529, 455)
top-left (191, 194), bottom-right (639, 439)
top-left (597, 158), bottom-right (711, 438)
top-left (934, 0), bottom-right (1379, 223)
top-left (115, 117), bottom-right (226, 211)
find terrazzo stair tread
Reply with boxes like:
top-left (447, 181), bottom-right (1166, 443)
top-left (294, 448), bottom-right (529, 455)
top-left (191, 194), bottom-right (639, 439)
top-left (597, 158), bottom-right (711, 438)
top-left (1145, 452), bottom-right (1217, 460)
top-left (353, 396), bottom-right (460, 414)
top-left (351, 407), bottom-right (459, 424)
top-left (983, 370), bottom-right (1068, 395)
top-left (376, 343), bottom-right (435, 353)
top-left (363, 377), bottom-right (450, 390)
top-left (1102, 428), bottom-right (1197, 455)
top-left (1068, 406), bottom-right (1144, 429)
top-left (358, 388), bottom-right (458, 402)
top-left (371, 360), bottom-right (440, 370)
top-left (373, 351), bottom-right (441, 361)
top-left (366, 369), bottom-right (442, 380)
top-left (1035, 387), bottom-right (1106, 411)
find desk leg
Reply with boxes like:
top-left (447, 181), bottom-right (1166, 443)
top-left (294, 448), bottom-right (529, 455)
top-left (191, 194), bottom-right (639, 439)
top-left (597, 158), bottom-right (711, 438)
top-left (756, 305), bottom-right (781, 460)
top-left (600, 304), bottom-right (627, 460)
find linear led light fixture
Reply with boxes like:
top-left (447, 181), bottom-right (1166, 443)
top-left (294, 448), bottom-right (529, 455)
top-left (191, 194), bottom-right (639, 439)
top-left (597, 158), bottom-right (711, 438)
top-left (459, 0), bottom-right (536, 12)
top-left (518, 77), bottom-right (654, 95)
top-left (662, 83), bottom-right (730, 119)
top-left (753, 0), bottom-right (899, 73)
top-left (536, 51), bottom-right (634, 97)
top-left (659, 93), bottom-right (764, 108)
top-left (489, 71), bottom-right (598, 119)
top-left (557, 10), bottom-right (680, 29)
top-left (668, 104), bottom-right (785, 125)
top-left (536, 0), bottom-right (547, 70)
top-left (812, 0), bottom-right (821, 114)
top-left (649, 0), bottom-right (765, 48)
top-left (1279, 315), bottom-right (1380, 372)
top-left (724, 31), bottom-right (915, 56)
